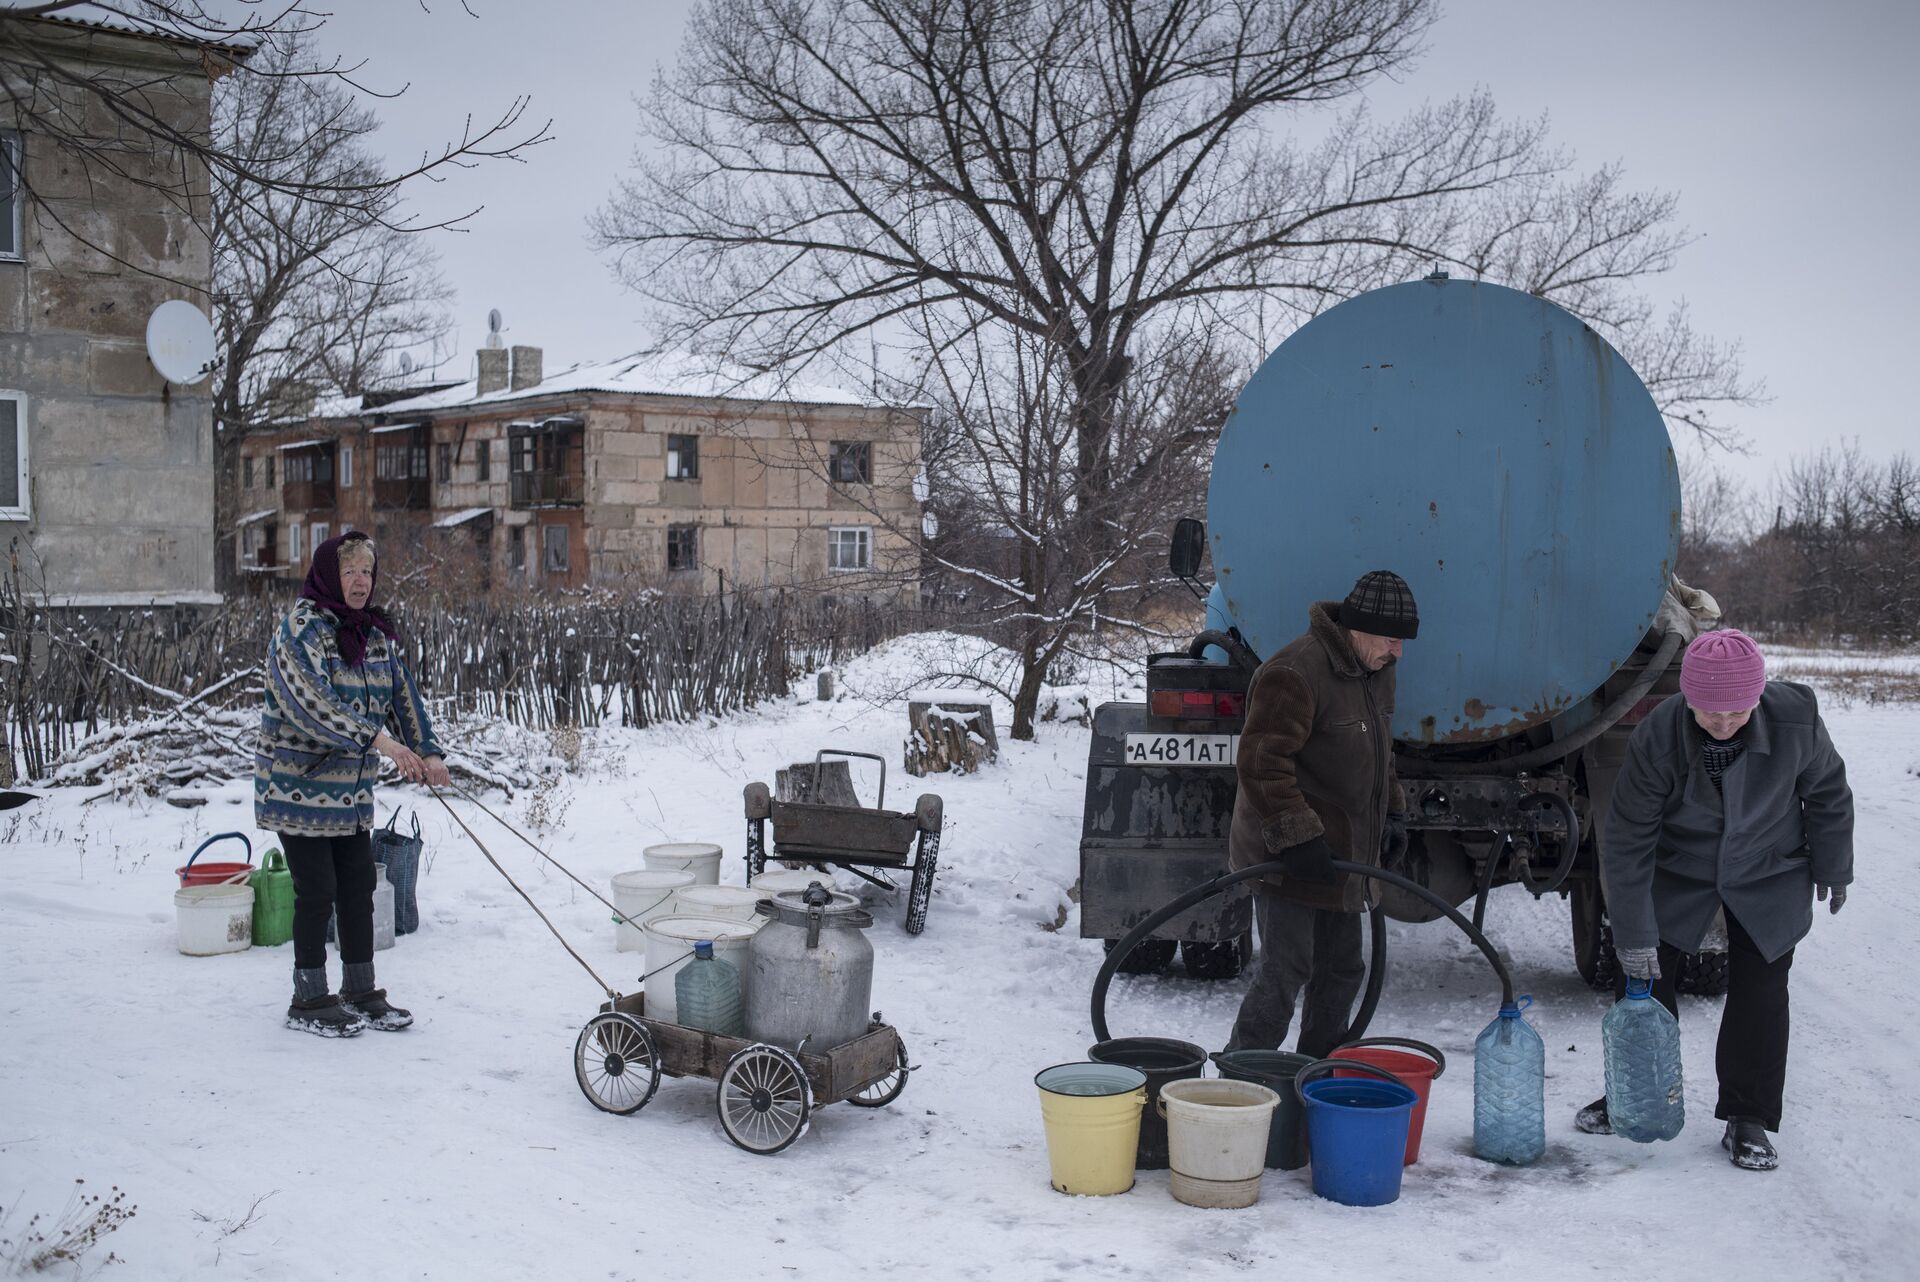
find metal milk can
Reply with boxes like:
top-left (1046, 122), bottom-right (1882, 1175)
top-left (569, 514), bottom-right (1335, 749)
top-left (745, 883), bottom-right (875, 1052)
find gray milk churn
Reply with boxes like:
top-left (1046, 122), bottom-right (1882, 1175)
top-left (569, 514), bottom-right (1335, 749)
top-left (746, 883), bottom-right (875, 1051)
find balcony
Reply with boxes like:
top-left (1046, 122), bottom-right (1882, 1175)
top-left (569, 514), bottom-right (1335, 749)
top-left (510, 471), bottom-right (584, 508)
top-left (374, 475), bottom-right (431, 510)
top-left (282, 478), bottom-right (335, 512)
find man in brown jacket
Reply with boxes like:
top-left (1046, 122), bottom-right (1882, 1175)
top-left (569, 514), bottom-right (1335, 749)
top-left (1225, 570), bottom-right (1417, 1055)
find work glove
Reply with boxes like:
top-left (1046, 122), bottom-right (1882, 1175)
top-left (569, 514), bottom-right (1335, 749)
top-left (1616, 947), bottom-right (1660, 981)
top-left (1817, 883), bottom-right (1847, 915)
top-left (1280, 836), bottom-right (1338, 884)
top-left (1382, 813), bottom-right (1411, 862)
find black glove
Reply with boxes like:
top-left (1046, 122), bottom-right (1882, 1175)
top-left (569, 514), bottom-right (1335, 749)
top-left (1382, 813), bottom-right (1411, 862)
top-left (1280, 836), bottom-right (1338, 884)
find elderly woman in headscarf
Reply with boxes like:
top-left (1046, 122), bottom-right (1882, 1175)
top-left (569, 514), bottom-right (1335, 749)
top-left (256, 531), bottom-right (451, 1037)
top-left (1579, 629), bottom-right (1854, 1170)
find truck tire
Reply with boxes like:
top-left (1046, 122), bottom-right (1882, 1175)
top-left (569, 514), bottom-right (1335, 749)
top-left (1570, 879), bottom-right (1617, 991)
top-left (1180, 934), bottom-right (1250, 981)
top-left (1677, 949), bottom-right (1730, 997)
top-left (1104, 938), bottom-right (1176, 975)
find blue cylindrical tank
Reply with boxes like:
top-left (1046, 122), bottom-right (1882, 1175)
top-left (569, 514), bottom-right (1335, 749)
top-left (1207, 276), bottom-right (1679, 746)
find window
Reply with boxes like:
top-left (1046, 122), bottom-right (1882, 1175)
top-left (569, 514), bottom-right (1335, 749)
top-left (542, 524), bottom-right (570, 574)
top-left (311, 521), bottom-right (330, 550)
top-left (510, 525), bottom-right (525, 571)
top-left (0, 132), bottom-right (20, 261)
top-left (475, 438), bottom-right (490, 482)
top-left (827, 525), bottom-right (871, 572)
top-left (338, 446), bottom-right (353, 488)
top-left (667, 525), bottom-right (698, 571)
top-left (830, 441), bottom-right (871, 484)
top-left (666, 434), bottom-right (699, 480)
top-left (288, 522), bottom-right (303, 564)
top-left (437, 442), bottom-right (452, 484)
top-left (265, 455), bottom-right (275, 488)
top-left (1, 390), bottom-right (28, 519)
top-left (243, 455), bottom-right (254, 489)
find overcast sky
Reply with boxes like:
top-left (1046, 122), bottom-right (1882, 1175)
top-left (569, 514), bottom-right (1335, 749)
top-left (313, 0), bottom-right (1917, 492)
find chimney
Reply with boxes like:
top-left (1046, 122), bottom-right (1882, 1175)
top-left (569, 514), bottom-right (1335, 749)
top-left (510, 345), bottom-right (543, 392)
top-left (476, 347), bottom-right (509, 395)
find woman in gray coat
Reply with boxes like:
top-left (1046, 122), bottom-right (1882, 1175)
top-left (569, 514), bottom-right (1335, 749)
top-left (1579, 629), bottom-right (1853, 1170)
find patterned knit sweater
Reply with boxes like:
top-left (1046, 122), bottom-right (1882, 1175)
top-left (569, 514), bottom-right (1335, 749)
top-left (254, 600), bottom-right (442, 837)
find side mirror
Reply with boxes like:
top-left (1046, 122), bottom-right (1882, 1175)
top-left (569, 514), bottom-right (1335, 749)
top-left (1169, 518), bottom-right (1206, 579)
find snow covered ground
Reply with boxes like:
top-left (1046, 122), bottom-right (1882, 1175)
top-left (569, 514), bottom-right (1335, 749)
top-left (3, 638), bottom-right (1918, 1279)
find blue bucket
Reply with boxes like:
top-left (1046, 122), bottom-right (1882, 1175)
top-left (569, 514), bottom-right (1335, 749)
top-left (1296, 1059), bottom-right (1417, 1207)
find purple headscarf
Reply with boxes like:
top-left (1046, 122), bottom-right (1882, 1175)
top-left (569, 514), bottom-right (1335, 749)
top-left (299, 531), bottom-right (397, 667)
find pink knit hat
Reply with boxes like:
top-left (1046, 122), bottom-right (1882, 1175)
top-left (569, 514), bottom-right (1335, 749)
top-left (1679, 629), bottom-right (1767, 713)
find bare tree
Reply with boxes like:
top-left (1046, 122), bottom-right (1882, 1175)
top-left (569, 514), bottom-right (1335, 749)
top-left (1, 1), bottom-right (549, 286)
top-left (596, 0), bottom-right (1759, 736)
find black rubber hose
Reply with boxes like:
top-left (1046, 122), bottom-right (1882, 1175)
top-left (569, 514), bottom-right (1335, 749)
top-left (1090, 859), bottom-right (1516, 1044)
top-left (1185, 629), bottom-right (1261, 671)
top-left (1470, 837), bottom-right (1502, 935)
top-left (1514, 790), bottom-right (1582, 897)
top-left (1418, 628), bottom-right (1687, 776)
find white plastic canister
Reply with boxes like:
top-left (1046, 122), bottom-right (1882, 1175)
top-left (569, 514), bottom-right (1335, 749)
top-left (642, 914), bottom-right (758, 1024)
top-left (642, 842), bottom-right (724, 885)
top-left (175, 883), bottom-right (255, 956)
top-left (671, 884), bottom-right (768, 923)
top-left (612, 870), bottom-right (696, 953)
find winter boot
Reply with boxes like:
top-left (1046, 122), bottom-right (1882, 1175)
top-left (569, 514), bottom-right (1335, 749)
top-left (1575, 1096), bottom-right (1612, 1135)
top-left (1722, 1117), bottom-right (1778, 1171)
top-left (341, 988), bottom-right (413, 1031)
top-left (286, 993), bottom-right (368, 1038)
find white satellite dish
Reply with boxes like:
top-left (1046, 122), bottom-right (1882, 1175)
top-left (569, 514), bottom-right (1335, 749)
top-left (921, 510), bottom-right (940, 539)
top-left (911, 469), bottom-right (931, 503)
top-left (398, 352), bottom-right (415, 377)
top-left (484, 308), bottom-right (505, 349)
top-left (145, 300), bottom-right (216, 384)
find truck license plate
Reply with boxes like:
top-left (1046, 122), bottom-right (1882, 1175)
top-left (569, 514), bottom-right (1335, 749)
top-left (1123, 733), bottom-right (1239, 767)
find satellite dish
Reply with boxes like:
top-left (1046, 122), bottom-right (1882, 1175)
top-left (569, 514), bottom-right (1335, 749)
top-left (911, 469), bottom-right (931, 503)
top-left (484, 308), bottom-right (505, 349)
top-left (398, 353), bottom-right (415, 376)
top-left (145, 300), bottom-right (216, 384)
top-left (921, 510), bottom-right (940, 539)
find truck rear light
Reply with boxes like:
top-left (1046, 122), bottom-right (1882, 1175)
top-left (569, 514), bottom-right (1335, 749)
top-left (1213, 692), bottom-right (1245, 717)
top-left (1148, 690), bottom-right (1244, 718)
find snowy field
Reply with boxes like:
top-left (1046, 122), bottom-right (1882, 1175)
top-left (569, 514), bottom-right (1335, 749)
top-left (3, 636), bottom-right (1918, 1280)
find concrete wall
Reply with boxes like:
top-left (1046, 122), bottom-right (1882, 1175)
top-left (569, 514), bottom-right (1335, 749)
top-left (0, 24), bottom-right (222, 605)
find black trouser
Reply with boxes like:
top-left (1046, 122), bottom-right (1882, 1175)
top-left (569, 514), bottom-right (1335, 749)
top-left (1226, 891), bottom-right (1366, 1058)
top-left (281, 831), bottom-right (376, 972)
top-left (1616, 909), bottom-right (1794, 1132)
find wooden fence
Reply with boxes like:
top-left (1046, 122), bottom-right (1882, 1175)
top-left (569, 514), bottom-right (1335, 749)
top-left (1, 566), bottom-right (910, 785)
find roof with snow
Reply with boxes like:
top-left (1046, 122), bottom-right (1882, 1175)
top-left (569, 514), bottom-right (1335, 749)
top-left (432, 508), bottom-right (493, 529)
top-left (0, 2), bottom-right (258, 53)
top-left (374, 350), bottom-right (916, 417)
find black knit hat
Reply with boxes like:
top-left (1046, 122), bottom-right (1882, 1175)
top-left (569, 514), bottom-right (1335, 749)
top-left (1340, 570), bottom-right (1419, 640)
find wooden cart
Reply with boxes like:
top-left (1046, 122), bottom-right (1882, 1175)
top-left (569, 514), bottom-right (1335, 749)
top-left (744, 749), bottom-right (945, 935)
top-left (574, 993), bottom-right (910, 1155)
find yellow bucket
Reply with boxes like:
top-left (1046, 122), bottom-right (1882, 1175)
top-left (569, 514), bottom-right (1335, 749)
top-left (1036, 1063), bottom-right (1150, 1195)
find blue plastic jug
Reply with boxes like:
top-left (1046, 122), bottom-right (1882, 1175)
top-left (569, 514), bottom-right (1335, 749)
top-left (1603, 977), bottom-right (1684, 1142)
top-left (1473, 997), bottom-right (1545, 1164)
top-left (675, 940), bottom-right (745, 1036)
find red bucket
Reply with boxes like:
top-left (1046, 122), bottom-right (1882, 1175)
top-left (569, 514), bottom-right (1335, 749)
top-left (176, 832), bottom-right (255, 888)
top-left (1331, 1038), bottom-right (1446, 1165)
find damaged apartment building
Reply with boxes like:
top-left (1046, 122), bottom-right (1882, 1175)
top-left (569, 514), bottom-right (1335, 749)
top-left (236, 343), bottom-right (926, 599)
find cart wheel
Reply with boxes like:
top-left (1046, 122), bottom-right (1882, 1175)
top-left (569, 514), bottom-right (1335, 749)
top-left (904, 830), bottom-right (939, 936)
top-left (717, 1044), bottom-right (812, 1155)
top-left (574, 1013), bottom-right (660, 1115)
top-left (846, 1035), bottom-right (910, 1109)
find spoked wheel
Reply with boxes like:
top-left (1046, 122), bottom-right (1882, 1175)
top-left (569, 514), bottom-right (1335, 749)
top-left (574, 1013), bottom-right (661, 1115)
top-left (846, 1036), bottom-right (910, 1109)
top-left (717, 1044), bottom-right (813, 1155)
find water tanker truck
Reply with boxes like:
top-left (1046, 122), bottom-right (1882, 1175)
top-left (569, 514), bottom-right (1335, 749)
top-left (1079, 272), bottom-right (1727, 993)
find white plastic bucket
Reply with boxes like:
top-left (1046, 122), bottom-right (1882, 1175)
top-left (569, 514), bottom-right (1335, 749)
top-left (672, 884), bottom-right (769, 923)
top-left (175, 883), bottom-right (255, 956)
top-left (643, 914), bottom-right (758, 1024)
top-left (643, 842), bottom-right (723, 886)
top-left (612, 870), bottom-right (696, 953)
top-left (749, 868), bottom-right (833, 896)
top-left (1157, 1078), bottom-right (1281, 1209)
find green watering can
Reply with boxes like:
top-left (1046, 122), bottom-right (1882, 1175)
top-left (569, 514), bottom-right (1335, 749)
top-left (250, 848), bottom-right (295, 947)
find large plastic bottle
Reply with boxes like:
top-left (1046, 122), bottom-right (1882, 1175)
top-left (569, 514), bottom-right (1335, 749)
top-left (675, 940), bottom-right (745, 1036)
top-left (372, 863), bottom-right (396, 951)
top-left (1603, 977), bottom-right (1684, 1142)
top-left (1473, 997), bottom-right (1546, 1164)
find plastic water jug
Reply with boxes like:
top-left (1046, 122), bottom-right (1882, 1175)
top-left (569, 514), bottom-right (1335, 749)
top-left (249, 848), bottom-right (295, 947)
top-left (1473, 998), bottom-right (1545, 1164)
top-left (675, 940), bottom-right (745, 1036)
top-left (1603, 978), bottom-right (1684, 1142)
top-left (372, 864), bottom-right (396, 952)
